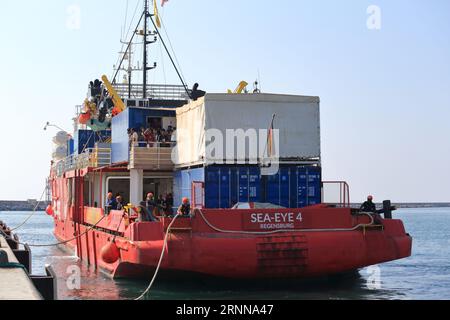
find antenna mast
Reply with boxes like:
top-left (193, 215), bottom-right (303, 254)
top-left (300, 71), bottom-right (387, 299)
top-left (113, 0), bottom-right (191, 100)
top-left (141, 0), bottom-right (158, 99)
top-left (143, 0), bottom-right (149, 98)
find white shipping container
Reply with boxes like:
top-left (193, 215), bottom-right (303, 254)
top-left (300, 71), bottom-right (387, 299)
top-left (174, 93), bottom-right (321, 167)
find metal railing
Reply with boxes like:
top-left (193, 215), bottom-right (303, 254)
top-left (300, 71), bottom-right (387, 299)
top-left (91, 147), bottom-right (112, 167)
top-left (192, 181), bottom-right (205, 209)
top-left (129, 142), bottom-right (176, 170)
top-left (53, 147), bottom-right (112, 177)
top-left (132, 141), bottom-right (176, 148)
top-left (113, 83), bottom-right (190, 101)
top-left (322, 181), bottom-right (351, 208)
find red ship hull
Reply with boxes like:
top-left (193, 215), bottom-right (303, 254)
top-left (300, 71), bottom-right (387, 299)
top-left (52, 205), bottom-right (412, 279)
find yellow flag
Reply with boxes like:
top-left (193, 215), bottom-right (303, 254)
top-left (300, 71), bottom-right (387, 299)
top-left (154, 0), bottom-right (161, 28)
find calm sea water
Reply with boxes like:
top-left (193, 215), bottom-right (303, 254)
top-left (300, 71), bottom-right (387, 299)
top-left (1, 208), bottom-right (449, 300)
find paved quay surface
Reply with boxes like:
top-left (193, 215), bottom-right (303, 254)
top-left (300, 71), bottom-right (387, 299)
top-left (0, 236), bottom-right (42, 300)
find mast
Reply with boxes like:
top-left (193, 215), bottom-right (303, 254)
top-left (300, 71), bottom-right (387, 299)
top-left (143, 0), bottom-right (149, 99)
top-left (128, 43), bottom-right (132, 98)
top-left (113, 0), bottom-right (191, 100)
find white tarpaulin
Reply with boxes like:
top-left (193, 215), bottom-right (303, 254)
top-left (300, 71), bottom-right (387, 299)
top-left (174, 93), bottom-right (321, 167)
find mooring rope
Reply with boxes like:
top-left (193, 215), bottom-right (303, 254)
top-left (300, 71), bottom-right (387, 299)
top-left (194, 209), bottom-right (375, 235)
top-left (16, 216), bottom-right (107, 248)
top-left (0, 263), bottom-right (27, 271)
top-left (135, 214), bottom-right (180, 300)
top-left (134, 209), bottom-right (374, 300)
top-left (10, 187), bottom-right (48, 232)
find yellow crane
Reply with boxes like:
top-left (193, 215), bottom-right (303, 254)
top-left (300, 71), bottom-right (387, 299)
top-left (102, 75), bottom-right (126, 113)
top-left (227, 81), bottom-right (249, 94)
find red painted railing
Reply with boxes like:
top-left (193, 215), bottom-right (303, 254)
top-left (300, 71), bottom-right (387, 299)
top-left (192, 181), bottom-right (205, 209)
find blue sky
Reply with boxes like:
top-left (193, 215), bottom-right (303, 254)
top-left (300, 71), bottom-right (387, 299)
top-left (0, 0), bottom-right (449, 202)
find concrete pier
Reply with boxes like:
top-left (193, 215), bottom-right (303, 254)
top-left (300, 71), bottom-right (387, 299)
top-left (0, 236), bottom-right (43, 300)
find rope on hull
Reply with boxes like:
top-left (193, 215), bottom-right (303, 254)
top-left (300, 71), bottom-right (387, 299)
top-left (135, 214), bottom-right (180, 300)
top-left (194, 209), bottom-right (375, 235)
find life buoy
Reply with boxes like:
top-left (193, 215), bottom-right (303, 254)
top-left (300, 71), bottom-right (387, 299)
top-left (46, 205), bottom-right (54, 216)
top-left (100, 241), bottom-right (120, 264)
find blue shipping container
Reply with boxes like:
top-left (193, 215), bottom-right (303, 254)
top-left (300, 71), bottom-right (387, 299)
top-left (204, 166), bottom-right (262, 209)
top-left (173, 168), bottom-right (205, 208)
top-left (265, 166), bottom-right (321, 208)
top-left (266, 167), bottom-right (291, 208)
top-left (174, 165), bottom-right (321, 209)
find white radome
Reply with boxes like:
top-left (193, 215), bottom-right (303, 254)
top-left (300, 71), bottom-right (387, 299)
top-left (52, 131), bottom-right (69, 146)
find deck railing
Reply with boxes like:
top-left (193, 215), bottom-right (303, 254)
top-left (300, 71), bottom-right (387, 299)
top-left (53, 147), bottom-right (112, 176)
top-left (322, 181), bottom-right (351, 208)
top-left (112, 83), bottom-right (190, 101)
top-left (128, 142), bottom-right (175, 170)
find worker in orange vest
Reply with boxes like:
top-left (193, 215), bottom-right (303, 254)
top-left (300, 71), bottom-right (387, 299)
top-left (177, 197), bottom-right (191, 216)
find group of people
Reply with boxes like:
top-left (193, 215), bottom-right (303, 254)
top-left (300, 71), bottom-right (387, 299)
top-left (105, 192), bottom-right (126, 213)
top-left (143, 193), bottom-right (191, 218)
top-left (142, 192), bottom-right (175, 217)
top-left (128, 126), bottom-right (176, 149)
top-left (105, 191), bottom-right (191, 218)
top-left (106, 191), bottom-right (378, 223)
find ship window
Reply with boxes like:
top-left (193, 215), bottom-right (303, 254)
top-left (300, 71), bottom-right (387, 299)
top-left (127, 100), bottom-right (136, 107)
top-left (83, 179), bottom-right (90, 206)
top-left (107, 179), bottom-right (131, 204)
top-left (143, 178), bottom-right (173, 200)
top-left (105, 177), bottom-right (173, 205)
top-left (147, 117), bottom-right (163, 130)
top-left (67, 179), bottom-right (72, 207)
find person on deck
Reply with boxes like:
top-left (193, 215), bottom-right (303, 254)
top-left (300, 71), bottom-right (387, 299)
top-left (116, 195), bottom-right (125, 211)
top-left (170, 128), bottom-right (177, 143)
top-left (157, 195), bottom-right (166, 214)
top-left (360, 195), bottom-right (377, 213)
top-left (145, 193), bottom-right (157, 215)
top-left (143, 127), bottom-right (155, 148)
top-left (165, 193), bottom-right (174, 216)
top-left (129, 128), bottom-right (139, 148)
top-left (177, 197), bottom-right (191, 217)
top-left (127, 129), bottom-right (133, 149)
top-left (105, 192), bottom-right (117, 214)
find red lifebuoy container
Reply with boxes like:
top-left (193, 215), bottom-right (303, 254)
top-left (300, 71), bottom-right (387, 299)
top-left (78, 112), bottom-right (91, 125)
top-left (100, 242), bottom-right (120, 264)
top-left (112, 107), bottom-right (120, 117)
